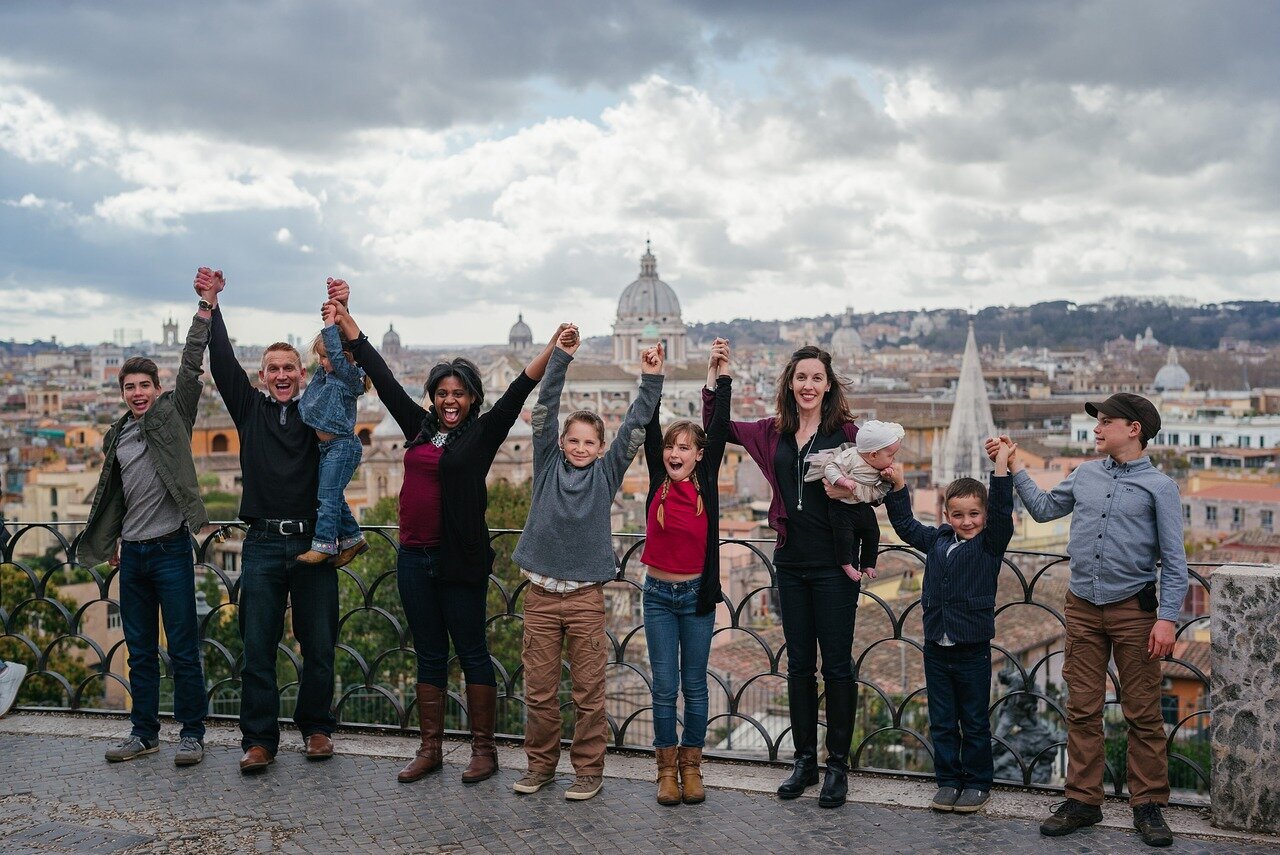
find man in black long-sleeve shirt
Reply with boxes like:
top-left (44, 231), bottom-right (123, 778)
top-left (196, 268), bottom-right (339, 774)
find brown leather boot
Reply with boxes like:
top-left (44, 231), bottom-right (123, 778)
top-left (461, 684), bottom-right (499, 783)
top-left (398, 683), bottom-right (444, 783)
top-left (678, 746), bottom-right (705, 804)
top-left (655, 746), bottom-right (681, 805)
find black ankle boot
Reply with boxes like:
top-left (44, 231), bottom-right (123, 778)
top-left (818, 680), bottom-right (855, 808)
top-left (777, 676), bottom-right (819, 799)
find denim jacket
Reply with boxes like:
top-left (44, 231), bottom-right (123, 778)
top-left (298, 325), bottom-right (366, 436)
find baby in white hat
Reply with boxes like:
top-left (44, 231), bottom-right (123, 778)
top-left (804, 419), bottom-right (905, 582)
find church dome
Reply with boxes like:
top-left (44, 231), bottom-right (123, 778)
top-left (830, 326), bottom-right (864, 354)
top-left (1153, 346), bottom-right (1191, 391)
top-left (508, 313), bottom-right (533, 349)
top-left (382, 324), bottom-right (401, 352)
top-left (616, 245), bottom-right (681, 321)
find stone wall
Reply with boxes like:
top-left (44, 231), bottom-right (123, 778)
top-left (1210, 564), bottom-right (1280, 833)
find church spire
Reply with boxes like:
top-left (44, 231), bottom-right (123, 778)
top-left (933, 320), bottom-right (997, 485)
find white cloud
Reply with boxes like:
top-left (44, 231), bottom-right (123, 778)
top-left (1, 48), bottom-right (1279, 345)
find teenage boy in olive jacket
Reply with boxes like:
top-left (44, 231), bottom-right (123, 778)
top-left (78, 281), bottom-right (214, 767)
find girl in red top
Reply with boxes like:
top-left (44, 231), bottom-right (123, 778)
top-left (639, 341), bottom-right (731, 806)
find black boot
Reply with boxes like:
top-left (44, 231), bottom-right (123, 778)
top-left (777, 676), bottom-right (820, 799)
top-left (819, 680), bottom-right (855, 808)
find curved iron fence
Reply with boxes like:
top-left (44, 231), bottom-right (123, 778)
top-left (0, 519), bottom-right (1214, 804)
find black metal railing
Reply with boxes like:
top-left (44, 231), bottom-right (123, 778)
top-left (0, 519), bottom-right (1215, 804)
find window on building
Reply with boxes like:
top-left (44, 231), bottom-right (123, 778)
top-left (1182, 504), bottom-right (1191, 523)
top-left (107, 603), bottom-right (122, 631)
top-left (1232, 507), bottom-right (1244, 529)
top-left (1206, 506), bottom-right (1217, 524)
top-left (1160, 694), bottom-right (1179, 726)
top-left (1190, 433), bottom-right (1201, 446)
top-left (49, 488), bottom-right (58, 507)
top-left (1076, 430), bottom-right (1089, 441)
top-left (1263, 510), bottom-right (1274, 532)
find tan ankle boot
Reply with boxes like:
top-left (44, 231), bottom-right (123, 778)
top-left (656, 746), bottom-right (681, 805)
top-left (461, 684), bottom-right (498, 783)
top-left (398, 684), bottom-right (444, 782)
top-left (678, 746), bottom-right (705, 804)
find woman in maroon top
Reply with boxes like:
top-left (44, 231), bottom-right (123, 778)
top-left (640, 346), bottom-right (731, 806)
top-left (328, 286), bottom-right (568, 786)
top-left (702, 341), bottom-right (871, 809)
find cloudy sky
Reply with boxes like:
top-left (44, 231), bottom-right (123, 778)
top-left (1, 1), bottom-right (1277, 347)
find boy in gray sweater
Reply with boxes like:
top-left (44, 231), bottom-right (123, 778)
top-left (512, 327), bottom-right (664, 802)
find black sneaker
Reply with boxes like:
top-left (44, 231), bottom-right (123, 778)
top-left (1039, 798), bottom-right (1103, 836)
top-left (1133, 803), bottom-right (1174, 847)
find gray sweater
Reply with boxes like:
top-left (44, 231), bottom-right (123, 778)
top-left (512, 348), bottom-right (664, 581)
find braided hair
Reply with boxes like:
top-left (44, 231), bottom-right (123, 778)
top-left (655, 420), bottom-right (707, 528)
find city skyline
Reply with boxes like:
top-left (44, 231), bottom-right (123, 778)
top-left (2, 3), bottom-right (1279, 347)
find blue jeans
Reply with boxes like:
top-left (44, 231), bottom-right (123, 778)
top-left (311, 435), bottom-right (364, 554)
top-left (924, 640), bottom-right (994, 791)
top-left (644, 576), bottom-right (715, 748)
top-left (119, 533), bottom-right (207, 741)
top-left (397, 546), bottom-right (495, 688)
top-left (238, 528), bottom-right (339, 753)
top-left (775, 564), bottom-right (858, 682)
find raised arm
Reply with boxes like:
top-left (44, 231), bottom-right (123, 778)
top-left (173, 297), bottom-right (211, 428)
top-left (643, 395), bottom-right (666, 487)
top-left (603, 352), bottom-right (664, 493)
top-left (329, 299), bottom-right (422, 438)
top-left (1011, 467), bottom-right (1076, 522)
top-left (883, 463), bottom-right (942, 553)
top-left (195, 269), bottom-right (254, 424)
top-left (531, 336), bottom-right (574, 469)
top-left (702, 373), bottom-right (732, 469)
top-left (697, 337), bottom-right (740, 443)
top-left (320, 323), bottom-right (365, 397)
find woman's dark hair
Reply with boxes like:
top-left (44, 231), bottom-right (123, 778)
top-left (773, 346), bottom-right (853, 436)
top-left (406, 357), bottom-right (484, 449)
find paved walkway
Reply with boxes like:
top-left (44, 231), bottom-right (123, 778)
top-left (1, 715), bottom-right (1275, 854)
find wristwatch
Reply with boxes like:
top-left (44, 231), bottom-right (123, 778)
top-left (198, 299), bottom-right (215, 311)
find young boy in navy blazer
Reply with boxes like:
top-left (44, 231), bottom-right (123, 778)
top-left (884, 441), bottom-right (1014, 814)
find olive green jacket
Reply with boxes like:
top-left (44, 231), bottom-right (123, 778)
top-left (77, 315), bottom-right (212, 566)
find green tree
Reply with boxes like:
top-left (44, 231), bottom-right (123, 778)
top-left (0, 561), bottom-right (105, 709)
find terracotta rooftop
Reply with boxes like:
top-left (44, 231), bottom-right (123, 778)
top-left (1184, 484), bottom-right (1280, 502)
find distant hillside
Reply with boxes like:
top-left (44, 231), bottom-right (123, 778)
top-left (685, 298), bottom-right (1280, 350)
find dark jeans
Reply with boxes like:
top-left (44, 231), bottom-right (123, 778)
top-left (396, 546), bottom-right (495, 688)
top-left (776, 564), bottom-right (859, 682)
top-left (119, 534), bottom-right (207, 741)
top-left (924, 640), bottom-right (993, 791)
top-left (828, 501), bottom-right (880, 570)
top-left (239, 528), bottom-right (339, 753)
top-left (311, 435), bottom-right (364, 554)
top-left (643, 576), bottom-right (715, 748)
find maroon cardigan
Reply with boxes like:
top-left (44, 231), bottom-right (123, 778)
top-left (701, 386), bottom-right (858, 548)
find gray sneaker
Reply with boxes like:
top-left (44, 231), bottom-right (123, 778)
top-left (174, 736), bottom-right (204, 767)
top-left (105, 735), bottom-right (158, 762)
top-left (931, 786), bottom-right (961, 811)
top-left (565, 775), bottom-right (603, 801)
top-left (512, 769), bottom-right (557, 794)
top-left (952, 788), bottom-right (990, 813)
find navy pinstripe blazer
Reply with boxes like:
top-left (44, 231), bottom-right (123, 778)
top-left (885, 474), bottom-right (1014, 644)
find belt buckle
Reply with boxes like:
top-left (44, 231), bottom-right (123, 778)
top-left (276, 520), bottom-right (303, 535)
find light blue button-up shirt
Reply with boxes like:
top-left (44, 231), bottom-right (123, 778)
top-left (1012, 456), bottom-right (1189, 622)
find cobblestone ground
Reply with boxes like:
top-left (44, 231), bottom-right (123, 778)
top-left (0, 734), bottom-right (1271, 854)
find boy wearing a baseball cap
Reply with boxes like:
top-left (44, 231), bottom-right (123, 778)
top-left (985, 392), bottom-right (1187, 848)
